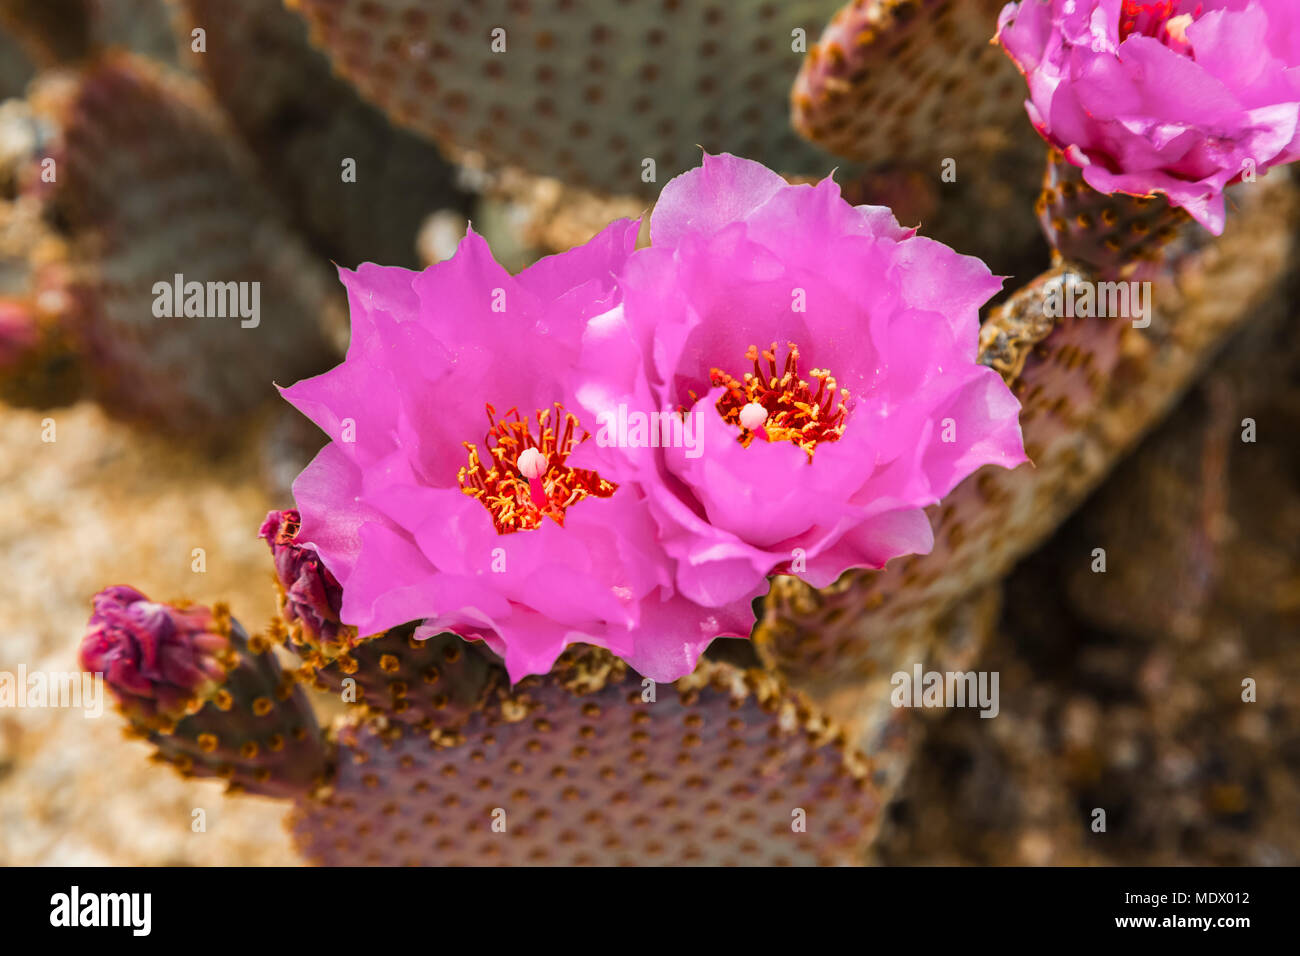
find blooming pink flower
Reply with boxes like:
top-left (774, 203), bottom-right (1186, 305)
top-left (997, 0), bottom-right (1300, 233)
top-left (281, 223), bottom-right (755, 683)
top-left (569, 153), bottom-right (1026, 609)
top-left (80, 586), bottom-right (230, 721)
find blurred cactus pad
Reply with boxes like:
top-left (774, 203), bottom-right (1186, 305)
top-left (0, 0), bottom-right (1296, 868)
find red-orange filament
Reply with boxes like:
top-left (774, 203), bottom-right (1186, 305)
top-left (710, 342), bottom-right (850, 461)
top-left (1120, 1), bottom-right (1200, 50)
top-left (458, 404), bottom-right (616, 534)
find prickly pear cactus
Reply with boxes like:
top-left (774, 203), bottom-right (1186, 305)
top-left (792, 0), bottom-right (1021, 166)
top-left (82, 576), bottom-right (883, 865)
top-left (174, 0), bottom-right (470, 269)
top-left (760, 175), bottom-right (1295, 687)
top-left (292, 658), bottom-right (881, 866)
top-left (19, 52), bottom-right (340, 431)
top-left (0, 0), bottom-right (1288, 870)
top-left (790, 0), bottom-right (1048, 281)
top-left (284, 0), bottom-right (842, 194)
top-left (1037, 150), bottom-right (1193, 281)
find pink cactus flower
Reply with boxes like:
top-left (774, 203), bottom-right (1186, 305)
top-left (569, 153), bottom-right (1026, 609)
top-left (997, 0), bottom-right (1300, 233)
top-left (281, 223), bottom-right (755, 683)
top-left (80, 586), bottom-right (230, 721)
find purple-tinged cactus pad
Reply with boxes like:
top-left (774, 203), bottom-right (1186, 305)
top-left (792, 0), bottom-right (1023, 166)
top-left (174, 0), bottom-right (469, 270)
top-left (285, 0), bottom-right (840, 194)
top-left (304, 625), bottom-right (502, 732)
top-left (289, 661), bottom-right (881, 865)
top-left (759, 175), bottom-right (1297, 685)
top-left (1037, 149), bottom-right (1192, 281)
top-left (82, 588), bottom-right (329, 799)
top-left (27, 52), bottom-right (339, 432)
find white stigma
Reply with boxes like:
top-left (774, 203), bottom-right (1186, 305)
top-left (739, 402), bottom-right (769, 431)
top-left (517, 447), bottom-right (548, 480)
top-left (1165, 13), bottom-right (1194, 46)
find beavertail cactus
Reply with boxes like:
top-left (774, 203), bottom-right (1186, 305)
top-left (789, 0), bottom-right (1048, 280)
top-left (9, 52), bottom-right (340, 432)
top-left (283, 0), bottom-right (841, 194)
top-left (173, 0), bottom-right (470, 269)
top-left (81, 578), bottom-right (881, 865)
top-left (21, 0), bottom-right (1297, 870)
top-left (793, 0), bottom-right (1021, 166)
top-left (291, 659), bottom-right (881, 866)
top-left (81, 587), bottom-right (328, 799)
top-left (1035, 149), bottom-right (1193, 280)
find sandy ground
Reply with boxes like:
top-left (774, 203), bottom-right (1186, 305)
top-left (0, 400), bottom-right (299, 864)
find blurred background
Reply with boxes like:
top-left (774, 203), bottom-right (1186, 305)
top-left (0, 0), bottom-right (1295, 865)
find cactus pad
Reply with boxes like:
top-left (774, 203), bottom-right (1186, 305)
top-left (26, 52), bottom-right (339, 431)
top-left (758, 175), bottom-right (1296, 688)
top-left (289, 660), bottom-right (881, 865)
top-left (175, 0), bottom-right (469, 269)
top-left (1037, 149), bottom-right (1193, 281)
top-left (121, 610), bottom-right (329, 800)
top-left (284, 0), bottom-right (840, 195)
top-left (792, 0), bottom-right (1022, 167)
top-left (301, 625), bottom-right (503, 733)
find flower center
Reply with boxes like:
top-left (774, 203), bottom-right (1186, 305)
top-left (710, 342), bottom-right (850, 460)
top-left (458, 404), bottom-right (616, 534)
top-left (1119, 1), bottom-right (1199, 55)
